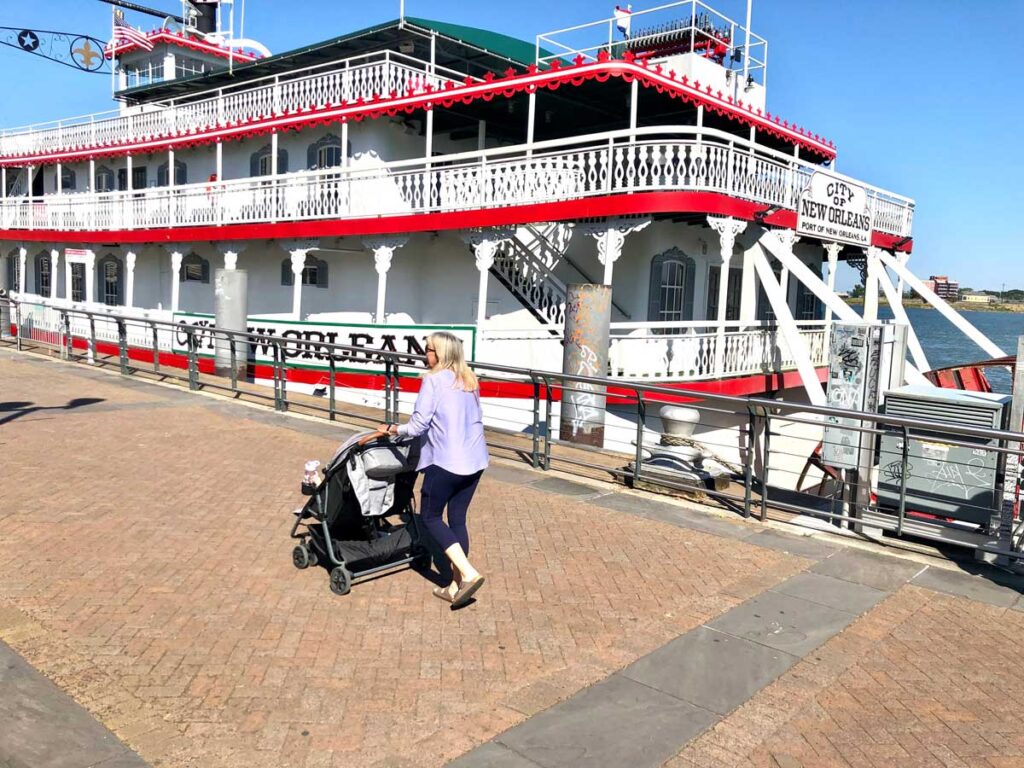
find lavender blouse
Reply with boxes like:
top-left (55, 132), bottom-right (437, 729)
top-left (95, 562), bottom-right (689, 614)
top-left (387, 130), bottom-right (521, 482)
top-left (397, 369), bottom-right (489, 476)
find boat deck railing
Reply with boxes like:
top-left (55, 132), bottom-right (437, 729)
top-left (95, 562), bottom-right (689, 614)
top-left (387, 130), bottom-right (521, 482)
top-left (536, 0), bottom-right (767, 85)
top-left (0, 126), bottom-right (915, 238)
top-left (3, 295), bottom-right (1022, 566)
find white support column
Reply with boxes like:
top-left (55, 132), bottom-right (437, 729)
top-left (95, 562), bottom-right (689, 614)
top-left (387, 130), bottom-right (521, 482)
top-left (477, 120), bottom-right (486, 151)
top-left (877, 250), bottom-right (1006, 359)
top-left (168, 149), bottom-right (176, 191)
top-left (629, 79), bottom-right (639, 141)
top-left (215, 241), bottom-right (244, 271)
top-left (823, 241), bottom-right (841, 351)
top-left (752, 246), bottom-right (826, 406)
top-left (863, 246), bottom-right (881, 321)
top-left (64, 251), bottom-right (72, 301)
top-left (56, 163), bottom-right (63, 196)
top-left (473, 239), bottom-right (501, 328)
top-left (215, 141), bottom-right (223, 180)
top-left (88, 159), bottom-right (95, 192)
top-left (50, 248), bottom-right (60, 301)
top-left (125, 251), bottom-right (136, 309)
top-left (772, 229), bottom-right (800, 314)
top-left (17, 246), bottom-right (26, 294)
top-left (708, 216), bottom-right (747, 375)
top-left (2, 167), bottom-right (6, 200)
top-left (289, 249), bottom-right (307, 320)
top-left (872, 255), bottom-right (930, 375)
top-left (341, 122), bottom-right (349, 167)
top-left (584, 218), bottom-right (652, 286)
top-left (526, 92), bottom-right (536, 154)
top-left (271, 131), bottom-right (279, 178)
top-left (83, 249), bottom-right (96, 305)
top-left (126, 155), bottom-right (133, 192)
top-left (363, 236), bottom-right (409, 324)
top-left (170, 250), bottom-right (183, 313)
top-left (25, 167), bottom-right (32, 197)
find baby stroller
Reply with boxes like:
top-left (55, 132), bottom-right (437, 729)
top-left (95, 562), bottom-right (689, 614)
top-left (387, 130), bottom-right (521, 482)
top-left (290, 431), bottom-right (429, 595)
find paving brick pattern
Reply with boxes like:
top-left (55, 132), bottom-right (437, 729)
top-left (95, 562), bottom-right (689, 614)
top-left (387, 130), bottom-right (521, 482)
top-left (0, 352), bottom-right (806, 768)
top-left (669, 584), bottom-right (1024, 768)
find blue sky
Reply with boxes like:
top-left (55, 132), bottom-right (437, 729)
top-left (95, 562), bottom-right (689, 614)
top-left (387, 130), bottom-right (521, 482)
top-left (3, 0), bottom-right (1022, 291)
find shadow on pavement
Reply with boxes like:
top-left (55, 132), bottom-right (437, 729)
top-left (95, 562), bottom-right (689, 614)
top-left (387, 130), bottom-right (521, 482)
top-left (0, 397), bottom-right (105, 427)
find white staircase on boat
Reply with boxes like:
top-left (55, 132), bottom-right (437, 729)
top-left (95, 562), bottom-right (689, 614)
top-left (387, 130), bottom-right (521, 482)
top-left (489, 223), bottom-right (573, 326)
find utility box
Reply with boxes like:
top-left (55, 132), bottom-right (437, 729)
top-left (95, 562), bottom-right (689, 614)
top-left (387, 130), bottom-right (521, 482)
top-left (876, 385), bottom-right (1010, 527)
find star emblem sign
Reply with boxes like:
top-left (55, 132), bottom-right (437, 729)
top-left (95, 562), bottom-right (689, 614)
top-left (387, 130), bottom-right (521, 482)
top-left (18, 30), bottom-right (40, 52)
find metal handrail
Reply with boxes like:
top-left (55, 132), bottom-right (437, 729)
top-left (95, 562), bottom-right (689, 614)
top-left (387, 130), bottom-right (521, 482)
top-left (5, 296), bottom-right (1021, 565)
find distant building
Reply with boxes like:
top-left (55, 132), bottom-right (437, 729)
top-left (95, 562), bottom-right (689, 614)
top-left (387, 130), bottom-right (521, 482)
top-left (962, 292), bottom-right (997, 304)
top-left (927, 275), bottom-right (960, 301)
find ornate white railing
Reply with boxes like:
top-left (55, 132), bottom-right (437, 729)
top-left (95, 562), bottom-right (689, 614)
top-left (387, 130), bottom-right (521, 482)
top-left (0, 126), bottom-right (915, 238)
top-left (478, 320), bottom-right (829, 381)
top-left (0, 51), bottom-right (462, 160)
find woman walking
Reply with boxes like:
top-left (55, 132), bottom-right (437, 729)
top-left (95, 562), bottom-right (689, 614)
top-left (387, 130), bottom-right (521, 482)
top-left (379, 332), bottom-right (488, 608)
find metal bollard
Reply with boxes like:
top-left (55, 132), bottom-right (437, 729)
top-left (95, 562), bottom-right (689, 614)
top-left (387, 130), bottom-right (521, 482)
top-left (186, 328), bottom-right (198, 390)
top-left (117, 318), bottom-right (128, 375)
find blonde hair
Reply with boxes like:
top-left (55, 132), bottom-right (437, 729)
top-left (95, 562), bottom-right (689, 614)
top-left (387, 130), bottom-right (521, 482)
top-left (428, 331), bottom-right (478, 392)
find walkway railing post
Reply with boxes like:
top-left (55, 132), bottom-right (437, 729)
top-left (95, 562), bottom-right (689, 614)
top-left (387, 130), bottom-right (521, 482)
top-left (541, 373), bottom-right (554, 471)
top-left (229, 334), bottom-right (238, 393)
top-left (151, 324), bottom-right (160, 373)
top-left (88, 316), bottom-right (96, 365)
top-left (384, 358), bottom-right (394, 423)
top-left (743, 410), bottom-right (756, 518)
top-left (530, 374), bottom-right (541, 469)
top-left (760, 410), bottom-right (771, 522)
top-left (328, 355), bottom-right (336, 421)
top-left (276, 342), bottom-right (288, 412)
top-left (185, 327), bottom-right (198, 390)
top-left (13, 301), bottom-right (22, 351)
top-left (897, 424), bottom-right (910, 537)
top-left (117, 318), bottom-right (128, 375)
top-left (62, 311), bottom-right (71, 360)
top-left (633, 389), bottom-right (646, 485)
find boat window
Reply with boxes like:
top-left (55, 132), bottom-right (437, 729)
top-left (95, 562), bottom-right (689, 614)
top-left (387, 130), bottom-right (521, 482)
top-left (157, 160), bottom-right (188, 187)
top-left (70, 263), bottom-right (86, 302)
top-left (647, 248), bottom-right (696, 328)
top-left (251, 145), bottom-right (289, 176)
top-left (34, 253), bottom-right (51, 296)
top-left (57, 167), bottom-right (76, 192)
top-left (281, 256), bottom-right (329, 288)
top-left (307, 134), bottom-right (348, 170)
top-left (132, 167), bottom-right (148, 190)
top-left (95, 166), bottom-right (115, 192)
top-left (6, 251), bottom-right (20, 292)
top-left (706, 265), bottom-right (743, 322)
top-left (97, 255), bottom-right (123, 306)
top-left (180, 253), bottom-right (210, 283)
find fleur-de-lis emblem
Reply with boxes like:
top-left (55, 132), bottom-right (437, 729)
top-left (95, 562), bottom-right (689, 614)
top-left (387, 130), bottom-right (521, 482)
top-left (72, 38), bottom-right (102, 71)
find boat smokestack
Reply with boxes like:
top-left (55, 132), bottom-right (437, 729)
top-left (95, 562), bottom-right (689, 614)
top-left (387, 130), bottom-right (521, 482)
top-left (192, 0), bottom-right (220, 34)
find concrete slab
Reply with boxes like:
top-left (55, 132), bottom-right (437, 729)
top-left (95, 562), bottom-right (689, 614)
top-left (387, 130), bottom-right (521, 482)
top-left (911, 566), bottom-right (1023, 608)
top-left (748, 529), bottom-right (839, 560)
top-left (590, 493), bottom-right (757, 541)
top-left (484, 463), bottom-right (542, 487)
top-left (496, 674), bottom-right (717, 768)
top-left (771, 572), bottom-right (887, 615)
top-left (810, 549), bottom-right (922, 592)
top-left (706, 591), bottom-right (857, 657)
top-left (447, 742), bottom-right (543, 768)
top-left (0, 641), bottom-right (148, 768)
top-left (528, 477), bottom-right (605, 498)
top-left (621, 626), bottom-right (798, 716)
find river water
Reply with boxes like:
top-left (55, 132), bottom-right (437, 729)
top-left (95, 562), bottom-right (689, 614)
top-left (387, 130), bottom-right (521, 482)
top-left (877, 306), bottom-right (1024, 393)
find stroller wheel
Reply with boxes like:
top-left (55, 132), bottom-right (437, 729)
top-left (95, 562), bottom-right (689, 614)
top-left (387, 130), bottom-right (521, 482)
top-left (329, 566), bottom-right (352, 596)
top-left (292, 544), bottom-right (311, 570)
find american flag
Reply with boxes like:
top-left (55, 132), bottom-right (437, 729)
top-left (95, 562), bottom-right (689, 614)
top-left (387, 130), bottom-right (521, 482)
top-left (109, 13), bottom-right (154, 52)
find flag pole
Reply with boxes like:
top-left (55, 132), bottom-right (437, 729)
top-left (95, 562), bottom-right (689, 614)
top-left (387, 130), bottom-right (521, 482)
top-left (110, 5), bottom-right (117, 99)
top-left (742, 0), bottom-right (752, 83)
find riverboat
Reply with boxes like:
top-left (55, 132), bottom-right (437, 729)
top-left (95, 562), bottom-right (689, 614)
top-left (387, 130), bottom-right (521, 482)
top-left (0, 0), bottom-right (1009, 464)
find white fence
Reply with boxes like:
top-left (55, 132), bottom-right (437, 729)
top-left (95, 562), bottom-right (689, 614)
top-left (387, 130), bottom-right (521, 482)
top-left (0, 126), bottom-right (915, 238)
top-left (0, 51), bottom-right (460, 160)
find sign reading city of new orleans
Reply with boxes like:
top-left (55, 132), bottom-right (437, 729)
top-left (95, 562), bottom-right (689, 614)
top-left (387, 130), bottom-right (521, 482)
top-left (172, 313), bottom-right (476, 372)
top-left (796, 171), bottom-right (873, 247)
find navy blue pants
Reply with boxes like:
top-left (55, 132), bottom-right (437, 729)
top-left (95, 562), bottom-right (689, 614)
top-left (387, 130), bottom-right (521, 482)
top-left (420, 465), bottom-right (483, 554)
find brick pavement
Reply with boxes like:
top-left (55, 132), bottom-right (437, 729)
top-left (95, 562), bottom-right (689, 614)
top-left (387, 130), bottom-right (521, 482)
top-left (0, 351), bottom-right (806, 768)
top-left (670, 584), bottom-right (1024, 768)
